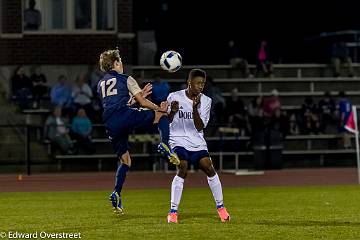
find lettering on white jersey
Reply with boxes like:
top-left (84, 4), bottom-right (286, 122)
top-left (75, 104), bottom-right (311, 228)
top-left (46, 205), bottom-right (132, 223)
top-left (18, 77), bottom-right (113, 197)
top-left (178, 110), bottom-right (193, 119)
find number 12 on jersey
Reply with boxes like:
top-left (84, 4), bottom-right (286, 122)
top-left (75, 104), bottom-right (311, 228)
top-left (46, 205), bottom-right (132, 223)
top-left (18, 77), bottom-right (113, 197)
top-left (100, 78), bottom-right (118, 97)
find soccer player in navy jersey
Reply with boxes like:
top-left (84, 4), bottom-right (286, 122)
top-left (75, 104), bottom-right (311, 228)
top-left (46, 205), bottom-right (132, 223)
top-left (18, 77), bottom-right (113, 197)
top-left (98, 49), bottom-right (180, 214)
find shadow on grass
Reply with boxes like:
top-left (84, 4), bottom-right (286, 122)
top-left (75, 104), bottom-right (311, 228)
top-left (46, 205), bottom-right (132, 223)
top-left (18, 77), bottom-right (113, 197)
top-left (110, 212), bottom-right (216, 222)
top-left (249, 219), bottom-right (360, 227)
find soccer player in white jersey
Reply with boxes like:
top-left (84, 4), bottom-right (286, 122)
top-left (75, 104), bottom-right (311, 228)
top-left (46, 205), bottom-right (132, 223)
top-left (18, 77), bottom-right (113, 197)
top-left (166, 69), bottom-right (230, 223)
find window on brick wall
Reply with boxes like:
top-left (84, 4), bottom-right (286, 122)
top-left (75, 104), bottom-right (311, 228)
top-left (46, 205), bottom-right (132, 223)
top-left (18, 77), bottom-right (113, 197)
top-left (97, 0), bottom-right (115, 31)
top-left (22, 0), bottom-right (116, 33)
top-left (75, 0), bottom-right (92, 29)
top-left (47, 0), bottom-right (67, 29)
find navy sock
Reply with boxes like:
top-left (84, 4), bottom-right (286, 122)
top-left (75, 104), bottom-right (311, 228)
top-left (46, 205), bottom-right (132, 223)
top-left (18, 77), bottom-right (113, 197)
top-left (114, 163), bottom-right (130, 194)
top-left (157, 115), bottom-right (170, 146)
top-left (170, 209), bottom-right (177, 213)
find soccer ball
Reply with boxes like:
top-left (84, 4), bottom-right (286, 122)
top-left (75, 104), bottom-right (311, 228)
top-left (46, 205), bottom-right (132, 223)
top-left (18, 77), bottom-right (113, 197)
top-left (160, 50), bottom-right (182, 73)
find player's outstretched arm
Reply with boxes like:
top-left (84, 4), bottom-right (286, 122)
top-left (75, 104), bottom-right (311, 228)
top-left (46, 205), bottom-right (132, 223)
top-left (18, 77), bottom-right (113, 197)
top-left (193, 96), bottom-right (204, 131)
top-left (133, 92), bottom-right (165, 112)
top-left (127, 76), bottom-right (164, 112)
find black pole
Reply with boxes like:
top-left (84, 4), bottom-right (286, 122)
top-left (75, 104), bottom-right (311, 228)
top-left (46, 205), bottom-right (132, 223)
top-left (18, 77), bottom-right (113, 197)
top-left (25, 125), bottom-right (31, 175)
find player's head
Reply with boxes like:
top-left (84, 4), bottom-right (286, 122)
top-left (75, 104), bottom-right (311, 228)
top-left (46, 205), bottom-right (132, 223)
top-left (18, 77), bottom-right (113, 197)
top-left (99, 48), bottom-right (123, 73)
top-left (187, 69), bottom-right (206, 96)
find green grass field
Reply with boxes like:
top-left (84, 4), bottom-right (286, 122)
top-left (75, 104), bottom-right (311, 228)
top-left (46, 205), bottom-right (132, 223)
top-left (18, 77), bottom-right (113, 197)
top-left (1, 186), bottom-right (360, 239)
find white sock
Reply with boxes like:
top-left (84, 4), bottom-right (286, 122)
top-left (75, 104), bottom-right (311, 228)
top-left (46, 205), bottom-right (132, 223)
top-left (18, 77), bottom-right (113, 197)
top-left (170, 175), bottom-right (184, 211)
top-left (207, 173), bottom-right (224, 207)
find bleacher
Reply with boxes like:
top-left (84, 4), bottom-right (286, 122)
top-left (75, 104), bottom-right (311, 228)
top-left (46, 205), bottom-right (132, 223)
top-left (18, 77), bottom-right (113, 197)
top-left (48, 132), bottom-right (356, 171)
top-left (132, 63), bottom-right (360, 79)
top-left (7, 63), bottom-right (360, 172)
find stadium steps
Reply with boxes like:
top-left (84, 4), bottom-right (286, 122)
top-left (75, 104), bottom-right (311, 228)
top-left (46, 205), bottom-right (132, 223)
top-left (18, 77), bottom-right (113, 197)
top-left (132, 63), bottom-right (360, 79)
top-left (0, 139), bottom-right (49, 164)
top-left (0, 93), bottom-right (50, 164)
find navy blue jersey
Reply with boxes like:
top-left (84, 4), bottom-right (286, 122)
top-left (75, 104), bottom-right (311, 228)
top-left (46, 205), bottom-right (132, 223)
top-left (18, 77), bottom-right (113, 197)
top-left (97, 70), bottom-right (155, 157)
top-left (97, 70), bottom-right (132, 121)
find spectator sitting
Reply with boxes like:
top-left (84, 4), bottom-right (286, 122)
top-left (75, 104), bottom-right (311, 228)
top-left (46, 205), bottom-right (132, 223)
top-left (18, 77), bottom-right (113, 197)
top-left (227, 40), bottom-right (251, 78)
top-left (300, 97), bottom-right (320, 134)
top-left (11, 66), bottom-right (32, 110)
top-left (331, 42), bottom-right (354, 78)
top-left (151, 74), bottom-right (170, 105)
top-left (24, 0), bottom-right (41, 31)
top-left (248, 96), bottom-right (264, 133)
top-left (270, 108), bottom-right (289, 137)
top-left (225, 88), bottom-right (249, 136)
top-left (337, 91), bottom-right (353, 148)
top-left (71, 108), bottom-right (95, 154)
top-left (257, 40), bottom-right (274, 77)
top-left (248, 96), bottom-right (264, 150)
top-left (44, 106), bottom-right (74, 155)
top-left (50, 75), bottom-right (73, 116)
top-left (263, 89), bottom-right (281, 118)
top-left (318, 91), bottom-right (336, 133)
top-left (30, 66), bottom-right (48, 108)
top-left (72, 73), bottom-right (94, 120)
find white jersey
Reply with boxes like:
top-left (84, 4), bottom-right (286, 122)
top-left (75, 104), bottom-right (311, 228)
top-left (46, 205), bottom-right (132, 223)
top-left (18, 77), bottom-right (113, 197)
top-left (167, 90), bottom-right (212, 151)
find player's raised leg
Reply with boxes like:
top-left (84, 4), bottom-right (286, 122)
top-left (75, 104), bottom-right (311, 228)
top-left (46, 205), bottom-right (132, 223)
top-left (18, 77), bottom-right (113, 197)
top-left (168, 158), bottom-right (188, 223)
top-left (199, 157), bottom-right (230, 222)
top-left (154, 102), bottom-right (180, 165)
top-left (109, 151), bottom-right (131, 214)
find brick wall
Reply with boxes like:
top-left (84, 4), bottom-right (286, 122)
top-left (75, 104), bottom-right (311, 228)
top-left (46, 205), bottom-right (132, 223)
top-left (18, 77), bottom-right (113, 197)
top-left (2, 0), bottom-right (22, 33)
top-left (0, 0), bottom-right (134, 65)
top-left (118, 0), bottom-right (133, 33)
top-left (1, 35), bottom-right (133, 65)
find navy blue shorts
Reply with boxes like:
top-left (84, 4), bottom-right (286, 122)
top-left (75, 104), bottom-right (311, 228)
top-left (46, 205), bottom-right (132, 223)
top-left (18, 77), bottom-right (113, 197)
top-left (173, 146), bottom-right (209, 164)
top-left (105, 108), bottom-right (155, 157)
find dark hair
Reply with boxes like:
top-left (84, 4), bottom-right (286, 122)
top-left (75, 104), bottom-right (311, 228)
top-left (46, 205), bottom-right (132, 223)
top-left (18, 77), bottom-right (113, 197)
top-left (188, 68), bottom-right (206, 80)
top-left (29, 0), bottom-right (36, 8)
top-left (99, 49), bottom-right (121, 72)
top-left (58, 75), bottom-right (67, 82)
top-left (305, 97), bottom-right (313, 105)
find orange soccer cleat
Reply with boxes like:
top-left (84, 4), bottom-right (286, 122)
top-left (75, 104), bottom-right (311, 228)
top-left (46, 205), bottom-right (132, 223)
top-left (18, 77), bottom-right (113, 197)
top-left (167, 212), bottom-right (178, 223)
top-left (217, 207), bottom-right (230, 222)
